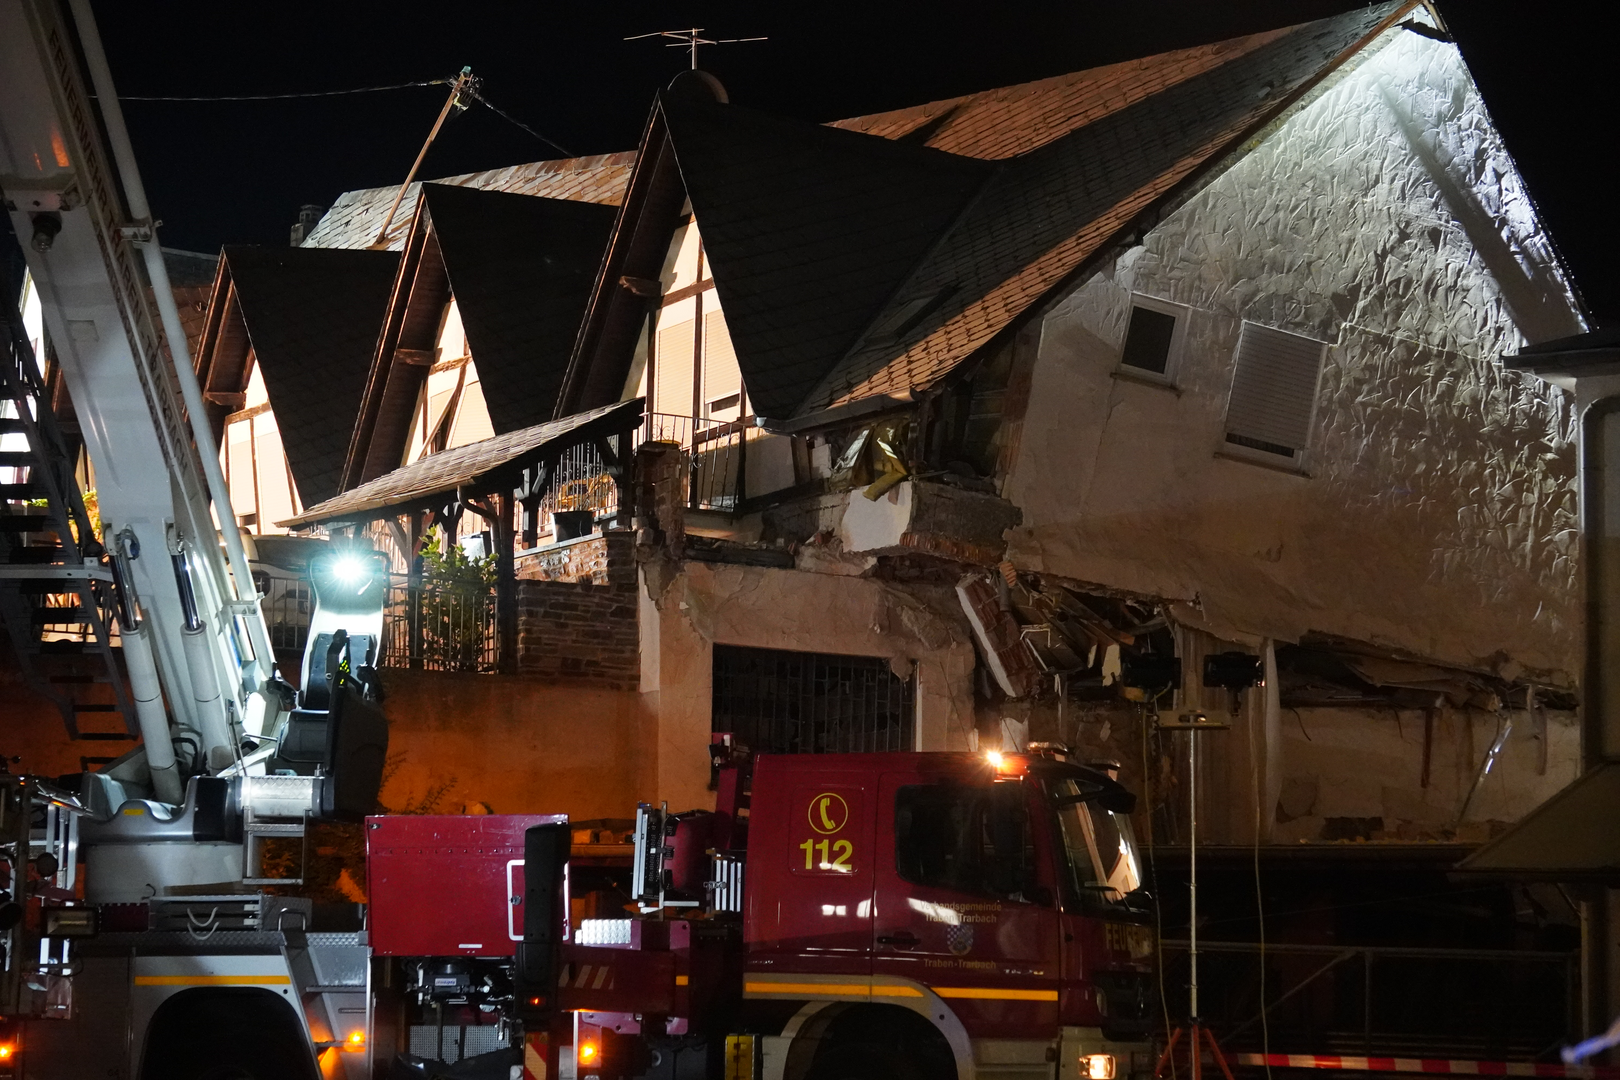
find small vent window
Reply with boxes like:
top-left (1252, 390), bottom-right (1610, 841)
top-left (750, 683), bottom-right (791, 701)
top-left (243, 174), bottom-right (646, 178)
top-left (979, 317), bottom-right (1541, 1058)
top-left (1120, 306), bottom-right (1177, 375)
top-left (1223, 322), bottom-right (1328, 461)
top-left (712, 645), bottom-right (915, 754)
top-left (1115, 294), bottom-right (1187, 383)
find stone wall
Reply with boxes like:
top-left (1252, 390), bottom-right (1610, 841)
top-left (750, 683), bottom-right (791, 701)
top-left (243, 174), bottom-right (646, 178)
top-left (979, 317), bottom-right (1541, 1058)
top-left (515, 531), bottom-right (640, 690)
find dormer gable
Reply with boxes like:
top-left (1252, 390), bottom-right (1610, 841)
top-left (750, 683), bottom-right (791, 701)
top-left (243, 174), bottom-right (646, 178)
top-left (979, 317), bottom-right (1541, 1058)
top-left (341, 184), bottom-right (617, 489)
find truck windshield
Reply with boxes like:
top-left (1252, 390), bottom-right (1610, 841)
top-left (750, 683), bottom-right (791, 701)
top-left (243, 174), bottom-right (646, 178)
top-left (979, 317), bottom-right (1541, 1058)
top-left (1050, 779), bottom-right (1143, 905)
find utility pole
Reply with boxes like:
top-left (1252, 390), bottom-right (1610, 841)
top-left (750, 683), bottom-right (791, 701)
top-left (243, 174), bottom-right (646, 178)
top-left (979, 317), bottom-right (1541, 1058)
top-left (369, 66), bottom-right (476, 250)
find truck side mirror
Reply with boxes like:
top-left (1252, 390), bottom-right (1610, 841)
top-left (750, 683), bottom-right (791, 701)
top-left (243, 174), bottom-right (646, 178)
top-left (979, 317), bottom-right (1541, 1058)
top-left (1099, 788), bottom-right (1136, 814)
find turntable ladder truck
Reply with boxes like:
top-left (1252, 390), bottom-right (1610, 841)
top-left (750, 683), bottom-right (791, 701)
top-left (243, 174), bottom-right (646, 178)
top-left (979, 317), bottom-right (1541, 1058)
top-left (2, 0), bottom-right (391, 1076)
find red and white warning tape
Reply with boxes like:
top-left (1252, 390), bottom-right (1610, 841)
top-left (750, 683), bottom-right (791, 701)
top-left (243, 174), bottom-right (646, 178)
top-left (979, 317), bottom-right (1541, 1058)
top-left (1234, 1055), bottom-right (1620, 1080)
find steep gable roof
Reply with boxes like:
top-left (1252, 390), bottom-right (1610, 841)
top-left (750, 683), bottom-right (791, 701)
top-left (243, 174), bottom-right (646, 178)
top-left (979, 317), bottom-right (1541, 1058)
top-left (428, 185), bottom-right (618, 434)
top-left (828, 26), bottom-right (1300, 160)
top-left (341, 185), bottom-right (615, 489)
top-left (662, 97), bottom-right (991, 419)
top-left (194, 247), bottom-right (399, 507)
top-left (303, 152), bottom-right (635, 252)
top-left (803, 3), bottom-right (1413, 414)
top-left (560, 2), bottom-right (1418, 423)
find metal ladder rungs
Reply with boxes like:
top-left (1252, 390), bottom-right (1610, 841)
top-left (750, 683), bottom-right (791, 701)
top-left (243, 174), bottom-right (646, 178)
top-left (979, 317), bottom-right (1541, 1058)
top-left (244, 822), bottom-right (307, 837)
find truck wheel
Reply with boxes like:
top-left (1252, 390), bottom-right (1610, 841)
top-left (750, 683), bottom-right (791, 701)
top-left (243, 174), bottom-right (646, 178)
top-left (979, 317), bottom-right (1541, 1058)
top-left (140, 988), bottom-right (319, 1080)
top-left (809, 1045), bottom-right (925, 1080)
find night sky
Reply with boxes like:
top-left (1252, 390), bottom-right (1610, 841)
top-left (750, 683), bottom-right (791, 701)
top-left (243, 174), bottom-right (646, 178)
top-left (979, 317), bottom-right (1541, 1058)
top-left (86, 1), bottom-right (1619, 325)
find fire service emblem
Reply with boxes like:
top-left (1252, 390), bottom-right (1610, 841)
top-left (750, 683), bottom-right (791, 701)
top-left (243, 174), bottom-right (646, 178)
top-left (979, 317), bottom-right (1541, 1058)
top-left (946, 924), bottom-right (974, 956)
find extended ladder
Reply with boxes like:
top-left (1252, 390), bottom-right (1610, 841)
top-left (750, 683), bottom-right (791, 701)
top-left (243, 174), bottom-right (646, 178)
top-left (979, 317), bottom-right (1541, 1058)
top-left (0, 270), bottom-right (136, 750)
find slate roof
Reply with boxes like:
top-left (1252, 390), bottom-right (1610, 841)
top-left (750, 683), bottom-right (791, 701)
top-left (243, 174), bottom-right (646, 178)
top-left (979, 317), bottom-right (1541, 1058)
top-left (560, 2), bottom-right (1415, 422)
top-left (828, 27), bottom-right (1296, 160)
top-left (284, 398), bottom-right (643, 527)
top-left (199, 247), bottom-right (400, 506)
top-left (302, 152), bottom-right (635, 251)
top-left (341, 184), bottom-right (618, 489)
top-left (799, 3), bottom-right (1412, 415)
top-left (426, 184), bottom-right (618, 435)
top-left (662, 96), bottom-right (992, 420)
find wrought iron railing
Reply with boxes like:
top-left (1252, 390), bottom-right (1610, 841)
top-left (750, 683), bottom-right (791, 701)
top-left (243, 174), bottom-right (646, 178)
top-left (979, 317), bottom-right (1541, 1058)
top-left (642, 412), bottom-right (744, 513)
top-left (380, 573), bottom-right (498, 673)
top-left (522, 413), bottom-right (746, 528)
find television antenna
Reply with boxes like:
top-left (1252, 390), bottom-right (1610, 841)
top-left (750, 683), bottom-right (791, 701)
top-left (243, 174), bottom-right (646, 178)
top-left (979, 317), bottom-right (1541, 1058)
top-left (625, 28), bottom-right (767, 70)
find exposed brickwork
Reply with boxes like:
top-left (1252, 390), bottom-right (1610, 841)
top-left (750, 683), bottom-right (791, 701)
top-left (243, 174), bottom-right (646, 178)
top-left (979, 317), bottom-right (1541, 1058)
top-left (515, 532), bottom-right (639, 689)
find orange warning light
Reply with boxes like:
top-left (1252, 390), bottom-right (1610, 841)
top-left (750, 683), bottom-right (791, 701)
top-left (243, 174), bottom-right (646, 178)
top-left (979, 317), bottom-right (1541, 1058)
top-left (344, 1031), bottom-right (365, 1051)
top-left (579, 1042), bottom-right (599, 1063)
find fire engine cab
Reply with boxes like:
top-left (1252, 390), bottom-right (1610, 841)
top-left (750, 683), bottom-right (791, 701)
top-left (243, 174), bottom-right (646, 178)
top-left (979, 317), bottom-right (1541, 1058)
top-left (367, 744), bottom-right (1155, 1080)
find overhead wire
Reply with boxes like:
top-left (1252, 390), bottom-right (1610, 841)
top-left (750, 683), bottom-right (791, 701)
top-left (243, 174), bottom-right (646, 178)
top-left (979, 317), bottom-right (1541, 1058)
top-left (463, 87), bottom-right (574, 157)
top-left (111, 78), bottom-right (454, 101)
top-left (108, 73), bottom-right (576, 162)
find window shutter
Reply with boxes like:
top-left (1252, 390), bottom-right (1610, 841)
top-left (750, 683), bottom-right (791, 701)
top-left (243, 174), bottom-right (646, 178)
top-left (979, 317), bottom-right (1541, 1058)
top-left (702, 309), bottom-right (742, 413)
top-left (654, 318), bottom-right (695, 416)
top-left (1223, 323), bottom-right (1327, 458)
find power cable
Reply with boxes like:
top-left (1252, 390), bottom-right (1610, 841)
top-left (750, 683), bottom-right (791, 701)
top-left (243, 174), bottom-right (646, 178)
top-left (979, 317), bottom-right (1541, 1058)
top-left (463, 87), bottom-right (574, 158)
top-left (110, 78), bottom-right (454, 102)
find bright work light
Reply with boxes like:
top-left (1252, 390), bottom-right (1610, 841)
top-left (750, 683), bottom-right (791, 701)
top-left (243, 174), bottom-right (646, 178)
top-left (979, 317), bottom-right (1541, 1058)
top-left (331, 555), bottom-right (367, 584)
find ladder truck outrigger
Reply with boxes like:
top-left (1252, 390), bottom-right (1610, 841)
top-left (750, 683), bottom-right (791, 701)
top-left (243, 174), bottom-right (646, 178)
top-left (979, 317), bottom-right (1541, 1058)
top-left (1, 2), bottom-right (1161, 1077)
top-left (2, 0), bottom-right (390, 1075)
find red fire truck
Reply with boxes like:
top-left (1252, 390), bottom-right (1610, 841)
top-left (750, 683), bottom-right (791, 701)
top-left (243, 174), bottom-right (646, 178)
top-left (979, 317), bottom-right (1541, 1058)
top-left (366, 742), bottom-right (1155, 1080)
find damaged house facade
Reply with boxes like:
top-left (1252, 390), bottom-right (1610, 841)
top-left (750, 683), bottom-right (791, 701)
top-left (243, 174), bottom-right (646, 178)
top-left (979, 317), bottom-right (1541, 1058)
top-left (229, 2), bottom-right (1585, 863)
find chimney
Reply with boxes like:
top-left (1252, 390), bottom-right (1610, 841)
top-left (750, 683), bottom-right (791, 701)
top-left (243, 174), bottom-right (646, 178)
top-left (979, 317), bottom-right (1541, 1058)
top-left (289, 204), bottom-right (324, 247)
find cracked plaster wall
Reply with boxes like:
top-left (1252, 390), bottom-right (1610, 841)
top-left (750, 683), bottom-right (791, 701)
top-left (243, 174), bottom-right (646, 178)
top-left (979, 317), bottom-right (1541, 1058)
top-left (640, 560), bottom-right (978, 811)
top-left (1272, 704), bottom-right (1578, 841)
top-left (1004, 30), bottom-right (1584, 680)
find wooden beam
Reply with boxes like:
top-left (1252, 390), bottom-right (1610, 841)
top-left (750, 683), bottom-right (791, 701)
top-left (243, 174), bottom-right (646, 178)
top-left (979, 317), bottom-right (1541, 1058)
top-left (494, 491), bottom-right (517, 675)
top-left (394, 347), bottom-right (435, 366)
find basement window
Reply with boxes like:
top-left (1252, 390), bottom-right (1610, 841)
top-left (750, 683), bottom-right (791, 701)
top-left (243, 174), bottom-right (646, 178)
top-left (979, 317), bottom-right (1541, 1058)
top-left (1115, 295), bottom-right (1187, 384)
top-left (712, 645), bottom-right (915, 754)
top-left (1221, 322), bottom-right (1329, 467)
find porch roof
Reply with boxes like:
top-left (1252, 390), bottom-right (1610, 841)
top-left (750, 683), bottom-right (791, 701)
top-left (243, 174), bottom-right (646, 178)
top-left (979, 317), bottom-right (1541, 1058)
top-left (280, 397), bottom-right (643, 528)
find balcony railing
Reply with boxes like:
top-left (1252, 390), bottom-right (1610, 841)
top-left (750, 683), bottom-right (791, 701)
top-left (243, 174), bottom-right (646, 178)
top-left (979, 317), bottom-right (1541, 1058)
top-left (380, 574), bottom-right (498, 673)
top-left (642, 412), bottom-right (744, 513)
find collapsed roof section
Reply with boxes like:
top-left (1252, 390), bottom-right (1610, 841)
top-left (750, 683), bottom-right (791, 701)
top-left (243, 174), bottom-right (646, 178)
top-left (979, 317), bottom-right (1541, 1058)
top-left (340, 184), bottom-right (617, 490)
top-left (194, 246), bottom-right (400, 508)
top-left (559, 1), bottom-right (1416, 424)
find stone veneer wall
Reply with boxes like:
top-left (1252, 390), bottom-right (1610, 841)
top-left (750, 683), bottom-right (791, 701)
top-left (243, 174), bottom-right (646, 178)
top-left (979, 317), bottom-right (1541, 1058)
top-left (515, 531), bottom-right (639, 690)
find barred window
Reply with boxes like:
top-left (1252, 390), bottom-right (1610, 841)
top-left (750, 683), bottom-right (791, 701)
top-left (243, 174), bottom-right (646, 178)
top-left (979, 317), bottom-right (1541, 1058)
top-left (712, 645), bottom-right (915, 754)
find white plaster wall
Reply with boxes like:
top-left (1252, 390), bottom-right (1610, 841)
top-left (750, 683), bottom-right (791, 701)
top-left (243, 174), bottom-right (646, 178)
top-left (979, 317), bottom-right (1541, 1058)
top-left (641, 561), bottom-right (979, 811)
top-left (1005, 30), bottom-right (1584, 679)
top-left (1273, 705), bottom-right (1579, 839)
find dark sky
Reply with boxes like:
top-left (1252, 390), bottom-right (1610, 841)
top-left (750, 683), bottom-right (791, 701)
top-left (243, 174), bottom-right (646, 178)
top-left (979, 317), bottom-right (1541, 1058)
top-left (88, 0), bottom-right (1619, 325)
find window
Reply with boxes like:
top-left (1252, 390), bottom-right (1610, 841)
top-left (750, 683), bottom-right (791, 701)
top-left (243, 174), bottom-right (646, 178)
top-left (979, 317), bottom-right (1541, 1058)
top-left (1222, 322), bottom-right (1329, 464)
top-left (654, 318), bottom-right (696, 416)
top-left (1116, 294), bottom-right (1188, 383)
top-left (711, 645), bottom-right (914, 754)
top-left (702, 309), bottom-right (742, 421)
top-left (895, 781), bottom-right (1038, 901)
top-left (1050, 778), bottom-right (1142, 907)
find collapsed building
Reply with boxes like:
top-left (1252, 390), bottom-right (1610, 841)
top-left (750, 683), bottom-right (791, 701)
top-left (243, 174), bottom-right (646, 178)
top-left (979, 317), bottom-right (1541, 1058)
top-left (280, 3), bottom-right (1584, 844)
top-left (6, 3), bottom-right (1587, 970)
